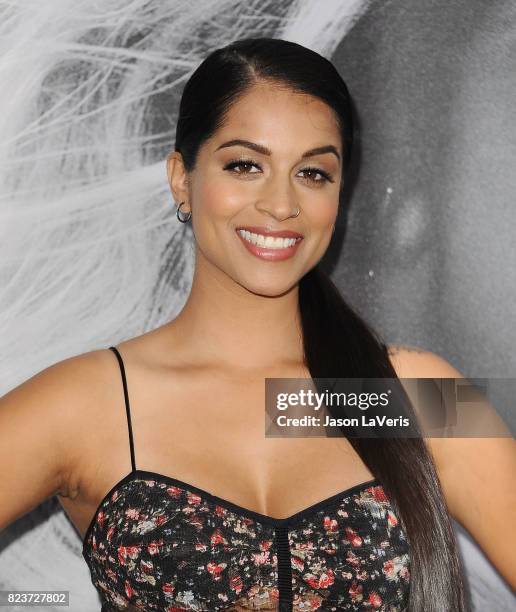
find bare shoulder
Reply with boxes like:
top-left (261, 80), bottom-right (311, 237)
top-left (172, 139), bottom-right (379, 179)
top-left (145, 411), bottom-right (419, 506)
top-left (387, 343), bottom-right (516, 588)
top-left (46, 348), bottom-right (119, 496)
top-left (386, 342), bottom-right (463, 469)
top-left (386, 343), bottom-right (464, 378)
top-left (0, 347), bottom-right (113, 531)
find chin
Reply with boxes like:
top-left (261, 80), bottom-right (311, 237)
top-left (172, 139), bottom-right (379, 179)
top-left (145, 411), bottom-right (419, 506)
top-left (239, 276), bottom-right (300, 298)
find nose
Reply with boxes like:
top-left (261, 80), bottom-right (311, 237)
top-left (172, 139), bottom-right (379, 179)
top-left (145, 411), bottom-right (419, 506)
top-left (254, 174), bottom-right (300, 222)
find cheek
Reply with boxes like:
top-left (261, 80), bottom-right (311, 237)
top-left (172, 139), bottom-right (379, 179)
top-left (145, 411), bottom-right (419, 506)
top-left (193, 173), bottom-right (245, 219)
top-left (305, 196), bottom-right (339, 230)
top-left (303, 198), bottom-right (339, 256)
top-left (188, 174), bottom-right (245, 257)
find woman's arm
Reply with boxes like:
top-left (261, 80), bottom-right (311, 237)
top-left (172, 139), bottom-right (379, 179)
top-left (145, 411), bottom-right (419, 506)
top-left (388, 345), bottom-right (516, 590)
top-left (0, 352), bottom-right (99, 532)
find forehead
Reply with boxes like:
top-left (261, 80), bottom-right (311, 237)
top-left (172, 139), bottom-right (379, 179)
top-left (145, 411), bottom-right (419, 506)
top-left (210, 81), bottom-right (341, 151)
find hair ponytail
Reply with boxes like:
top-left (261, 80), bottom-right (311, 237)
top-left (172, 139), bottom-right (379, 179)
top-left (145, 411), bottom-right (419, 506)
top-left (299, 265), bottom-right (467, 611)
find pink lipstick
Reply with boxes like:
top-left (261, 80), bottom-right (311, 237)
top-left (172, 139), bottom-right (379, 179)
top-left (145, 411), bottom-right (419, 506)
top-left (235, 227), bottom-right (303, 262)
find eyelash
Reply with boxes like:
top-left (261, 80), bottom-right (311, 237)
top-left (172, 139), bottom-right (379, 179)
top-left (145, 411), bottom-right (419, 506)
top-left (223, 158), bottom-right (334, 184)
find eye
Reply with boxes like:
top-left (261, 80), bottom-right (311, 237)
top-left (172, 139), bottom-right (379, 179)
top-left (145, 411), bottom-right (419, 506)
top-left (299, 167), bottom-right (333, 185)
top-left (223, 158), bottom-right (261, 175)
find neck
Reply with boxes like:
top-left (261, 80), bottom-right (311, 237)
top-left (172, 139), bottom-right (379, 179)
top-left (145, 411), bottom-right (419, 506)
top-left (166, 254), bottom-right (306, 372)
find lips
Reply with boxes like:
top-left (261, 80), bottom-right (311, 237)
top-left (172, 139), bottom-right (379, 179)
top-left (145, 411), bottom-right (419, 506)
top-left (235, 225), bottom-right (303, 239)
top-left (235, 227), bottom-right (303, 262)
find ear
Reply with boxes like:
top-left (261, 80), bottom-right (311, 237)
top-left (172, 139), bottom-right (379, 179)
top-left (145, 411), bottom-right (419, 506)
top-left (166, 151), bottom-right (190, 208)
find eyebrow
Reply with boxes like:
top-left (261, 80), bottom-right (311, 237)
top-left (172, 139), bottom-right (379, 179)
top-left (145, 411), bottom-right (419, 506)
top-left (215, 138), bottom-right (341, 163)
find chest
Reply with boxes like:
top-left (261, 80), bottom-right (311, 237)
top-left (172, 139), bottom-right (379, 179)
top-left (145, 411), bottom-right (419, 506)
top-left (63, 354), bottom-right (412, 610)
top-left (62, 371), bottom-right (376, 538)
top-left (111, 373), bottom-right (377, 513)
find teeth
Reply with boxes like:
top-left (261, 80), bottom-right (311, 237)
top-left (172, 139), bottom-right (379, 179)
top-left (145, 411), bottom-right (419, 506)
top-left (237, 230), bottom-right (300, 249)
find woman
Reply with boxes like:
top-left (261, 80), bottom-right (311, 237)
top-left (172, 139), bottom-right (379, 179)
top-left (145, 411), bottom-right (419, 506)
top-left (0, 37), bottom-right (514, 611)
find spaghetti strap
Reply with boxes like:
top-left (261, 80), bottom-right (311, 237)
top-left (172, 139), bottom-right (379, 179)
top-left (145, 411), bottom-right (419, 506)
top-left (108, 346), bottom-right (137, 473)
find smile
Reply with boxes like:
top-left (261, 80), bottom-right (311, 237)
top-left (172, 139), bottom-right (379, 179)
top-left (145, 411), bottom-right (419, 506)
top-left (238, 229), bottom-right (301, 249)
top-left (235, 229), bottom-right (303, 262)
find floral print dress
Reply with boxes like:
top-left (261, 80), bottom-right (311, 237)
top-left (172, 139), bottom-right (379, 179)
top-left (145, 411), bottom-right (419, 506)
top-left (82, 347), bottom-right (411, 611)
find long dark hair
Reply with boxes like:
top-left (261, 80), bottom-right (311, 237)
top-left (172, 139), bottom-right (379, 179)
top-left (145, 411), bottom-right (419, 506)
top-left (174, 37), bottom-right (466, 612)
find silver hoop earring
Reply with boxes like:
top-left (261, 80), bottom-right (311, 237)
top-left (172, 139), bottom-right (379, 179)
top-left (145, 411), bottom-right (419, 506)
top-left (176, 201), bottom-right (191, 223)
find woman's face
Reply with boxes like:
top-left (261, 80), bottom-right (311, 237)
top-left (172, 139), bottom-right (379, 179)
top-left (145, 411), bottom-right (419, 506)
top-left (169, 80), bottom-right (343, 297)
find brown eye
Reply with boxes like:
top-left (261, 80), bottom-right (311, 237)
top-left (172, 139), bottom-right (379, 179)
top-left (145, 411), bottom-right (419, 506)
top-left (224, 159), bottom-right (261, 174)
top-left (299, 167), bottom-right (333, 184)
